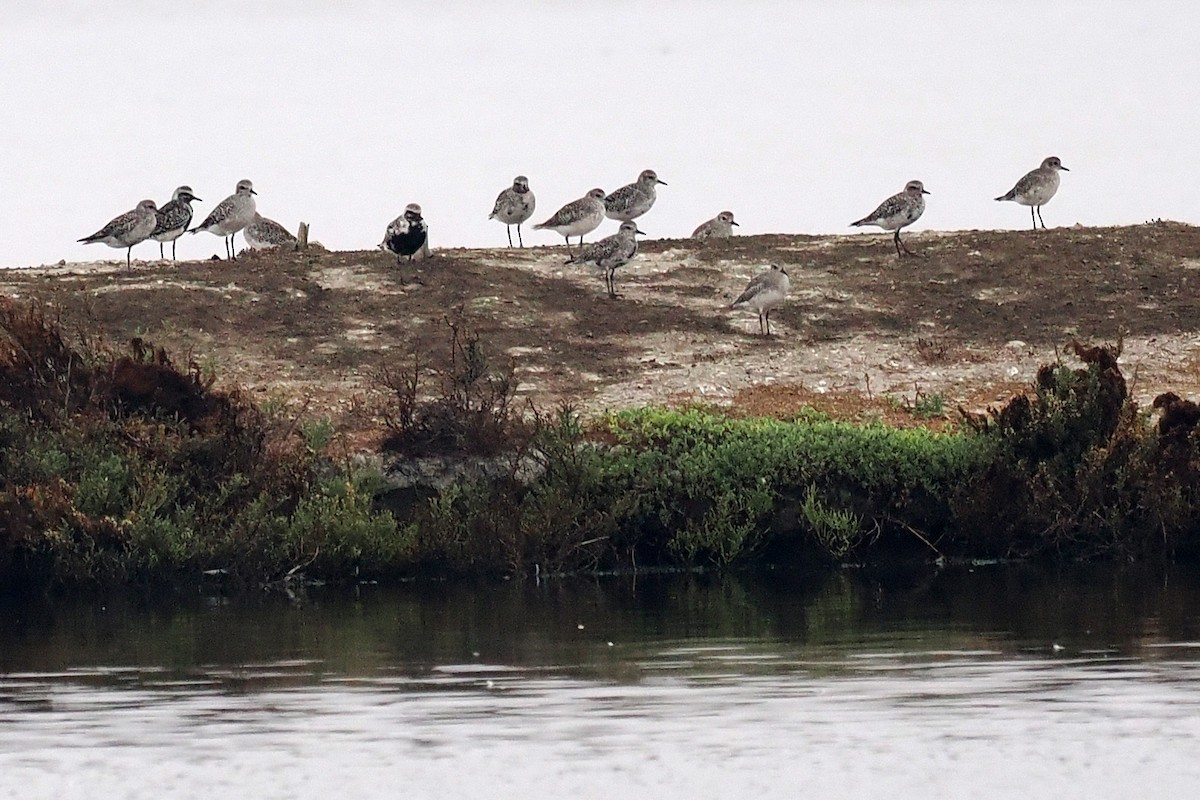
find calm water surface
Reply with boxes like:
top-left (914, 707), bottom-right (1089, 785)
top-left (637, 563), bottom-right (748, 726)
top-left (2, 566), bottom-right (1200, 799)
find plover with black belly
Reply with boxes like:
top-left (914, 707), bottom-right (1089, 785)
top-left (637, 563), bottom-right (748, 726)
top-left (850, 180), bottom-right (930, 257)
top-left (244, 213), bottom-right (297, 250)
top-left (489, 175), bottom-right (536, 248)
top-left (692, 211), bottom-right (739, 239)
top-left (604, 169), bottom-right (666, 222)
top-left (995, 156), bottom-right (1069, 230)
top-left (381, 203), bottom-right (429, 263)
top-left (78, 199), bottom-right (159, 269)
top-left (731, 264), bottom-right (790, 336)
top-left (190, 179), bottom-right (257, 260)
top-left (533, 188), bottom-right (607, 252)
top-left (566, 220), bottom-right (644, 299)
top-left (151, 186), bottom-right (201, 261)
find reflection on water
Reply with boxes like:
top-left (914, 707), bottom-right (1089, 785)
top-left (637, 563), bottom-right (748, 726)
top-left (2, 566), bottom-right (1200, 798)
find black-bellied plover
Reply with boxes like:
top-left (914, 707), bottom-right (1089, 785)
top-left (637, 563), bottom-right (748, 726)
top-left (244, 212), bottom-right (298, 250)
top-left (850, 180), bottom-right (930, 257)
top-left (533, 188), bottom-right (607, 252)
top-left (151, 185), bottom-right (201, 261)
top-left (566, 220), bottom-right (644, 299)
top-left (731, 264), bottom-right (790, 336)
top-left (489, 175), bottom-right (536, 248)
top-left (190, 179), bottom-right (257, 260)
top-left (78, 199), bottom-right (159, 269)
top-left (380, 203), bottom-right (429, 263)
top-left (604, 169), bottom-right (666, 221)
top-left (692, 211), bottom-right (739, 239)
top-left (995, 156), bottom-right (1069, 230)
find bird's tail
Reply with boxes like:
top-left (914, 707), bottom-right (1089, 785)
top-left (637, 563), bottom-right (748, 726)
top-left (849, 218), bottom-right (868, 228)
top-left (77, 236), bottom-right (98, 243)
top-left (994, 191), bottom-right (1015, 202)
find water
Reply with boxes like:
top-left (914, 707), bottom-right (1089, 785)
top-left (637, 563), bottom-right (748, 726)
top-left (2, 566), bottom-right (1199, 798)
top-left (3, 1), bottom-right (1198, 268)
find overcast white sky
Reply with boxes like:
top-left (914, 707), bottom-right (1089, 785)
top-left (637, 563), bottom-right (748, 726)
top-left (2, 1), bottom-right (1196, 267)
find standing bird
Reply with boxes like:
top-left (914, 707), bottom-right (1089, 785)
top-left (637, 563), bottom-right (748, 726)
top-left (489, 175), bottom-right (536, 247)
top-left (692, 210), bottom-right (739, 239)
top-left (244, 212), bottom-right (298, 250)
top-left (533, 188), bottom-right (607, 252)
top-left (850, 180), bottom-right (930, 257)
top-left (380, 203), bottom-right (429, 263)
top-left (604, 169), bottom-right (666, 221)
top-left (150, 185), bottom-right (201, 261)
top-left (995, 156), bottom-right (1069, 230)
top-left (731, 264), bottom-right (791, 336)
top-left (190, 179), bottom-right (257, 260)
top-left (78, 199), bottom-right (159, 269)
top-left (566, 220), bottom-right (644, 299)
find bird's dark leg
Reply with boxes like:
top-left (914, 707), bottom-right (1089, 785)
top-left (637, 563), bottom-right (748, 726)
top-left (896, 229), bottom-right (919, 258)
top-left (126, 246), bottom-right (132, 270)
top-left (893, 230), bottom-right (903, 257)
top-left (1030, 206), bottom-right (1037, 230)
top-left (766, 310), bottom-right (772, 336)
top-left (1036, 206), bottom-right (1046, 229)
top-left (506, 225), bottom-right (513, 248)
top-left (171, 240), bottom-right (177, 261)
top-left (517, 224), bottom-right (524, 248)
top-left (159, 242), bottom-right (165, 260)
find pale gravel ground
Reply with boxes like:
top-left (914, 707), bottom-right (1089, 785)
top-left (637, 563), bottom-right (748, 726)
top-left (6, 229), bottom-right (1200, 440)
top-left (477, 238), bottom-right (1200, 414)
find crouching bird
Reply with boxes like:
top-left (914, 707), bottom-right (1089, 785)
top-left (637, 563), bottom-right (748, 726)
top-left (380, 203), bottom-right (429, 264)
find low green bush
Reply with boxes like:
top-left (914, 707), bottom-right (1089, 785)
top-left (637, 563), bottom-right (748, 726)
top-left (4, 297), bottom-right (1199, 590)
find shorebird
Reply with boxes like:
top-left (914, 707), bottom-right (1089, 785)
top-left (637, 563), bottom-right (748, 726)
top-left (243, 212), bottom-right (297, 250)
top-left (995, 156), bottom-right (1069, 230)
top-left (151, 186), bottom-right (201, 261)
top-left (489, 175), bottom-right (536, 247)
top-left (566, 220), bottom-right (644, 299)
top-left (850, 180), bottom-right (930, 257)
top-left (78, 199), bottom-right (159, 269)
top-left (533, 188), bottom-right (607, 252)
top-left (190, 179), bottom-right (257, 260)
top-left (731, 264), bottom-right (790, 336)
top-left (380, 203), bottom-right (429, 263)
top-left (692, 211), bottom-right (739, 239)
top-left (604, 169), bottom-right (666, 222)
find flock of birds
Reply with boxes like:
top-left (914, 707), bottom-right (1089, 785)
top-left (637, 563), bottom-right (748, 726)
top-left (77, 179), bottom-right (295, 268)
top-left (76, 157), bottom-right (1069, 335)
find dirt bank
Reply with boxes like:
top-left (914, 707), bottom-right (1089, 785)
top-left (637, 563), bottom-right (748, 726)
top-left (4, 222), bottom-right (1199, 446)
